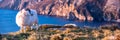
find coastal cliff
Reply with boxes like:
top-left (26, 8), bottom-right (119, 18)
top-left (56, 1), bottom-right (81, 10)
top-left (0, 0), bottom-right (120, 22)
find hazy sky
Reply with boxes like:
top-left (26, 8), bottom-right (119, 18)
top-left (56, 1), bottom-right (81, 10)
top-left (0, 0), bottom-right (2, 2)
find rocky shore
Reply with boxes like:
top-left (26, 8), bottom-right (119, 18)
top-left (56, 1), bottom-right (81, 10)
top-left (0, 24), bottom-right (120, 40)
top-left (0, 0), bottom-right (120, 22)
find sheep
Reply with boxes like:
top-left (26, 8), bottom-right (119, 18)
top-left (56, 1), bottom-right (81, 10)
top-left (16, 8), bottom-right (38, 32)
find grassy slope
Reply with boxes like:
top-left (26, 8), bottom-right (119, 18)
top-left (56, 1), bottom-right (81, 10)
top-left (0, 24), bottom-right (120, 40)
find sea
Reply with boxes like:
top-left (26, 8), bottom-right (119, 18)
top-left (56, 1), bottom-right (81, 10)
top-left (0, 9), bottom-right (118, 34)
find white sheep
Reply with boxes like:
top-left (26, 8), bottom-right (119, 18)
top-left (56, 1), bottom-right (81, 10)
top-left (16, 8), bottom-right (38, 32)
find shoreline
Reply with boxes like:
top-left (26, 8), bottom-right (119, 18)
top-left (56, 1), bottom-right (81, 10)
top-left (1, 8), bottom-right (120, 23)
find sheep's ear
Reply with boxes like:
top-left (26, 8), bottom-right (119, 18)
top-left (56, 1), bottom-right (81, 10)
top-left (32, 10), bottom-right (37, 14)
top-left (34, 10), bottom-right (37, 14)
top-left (21, 11), bottom-right (29, 16)
top-left (21, 9), bottom-right (26, 13)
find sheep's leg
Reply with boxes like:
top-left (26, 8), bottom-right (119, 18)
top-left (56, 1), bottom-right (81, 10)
top-left (20, 27), bottom-right (22, 32)
top-left (20, 26), bottom-right (24, 33)
top-left (35, 20), bottom-right (39, 30)
top-left (31, 20), bottom-right (38, 30)
top-left (23, 26), bottom-right (26, 33)
top-left (30, 26), bottom-right (32, 30)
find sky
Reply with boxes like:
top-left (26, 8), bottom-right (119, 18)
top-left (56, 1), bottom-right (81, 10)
top-left (0, 0), bottom-right (2, 2)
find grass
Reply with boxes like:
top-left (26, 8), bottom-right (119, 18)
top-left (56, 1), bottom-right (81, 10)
top-left (0, 24), bottom-right (120, 40)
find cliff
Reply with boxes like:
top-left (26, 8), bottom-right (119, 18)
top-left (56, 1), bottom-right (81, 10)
top-left (0, 0), bottom-right (120, 22)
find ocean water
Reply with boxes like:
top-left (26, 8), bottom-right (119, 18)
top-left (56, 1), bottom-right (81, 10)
top-left (0, 9), bottom-right (115, 34)
top-left (0, 9), bottom-right (19, 34)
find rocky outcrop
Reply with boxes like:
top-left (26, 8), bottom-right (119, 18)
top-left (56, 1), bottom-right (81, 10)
top-left (0, 0), bottom-right (120, 22)
top-left (103, 0), bottom-right (120, 22)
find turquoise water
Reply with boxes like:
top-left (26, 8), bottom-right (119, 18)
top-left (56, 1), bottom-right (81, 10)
top-left (0, 9), bottom-right (116, 34)
top-left (0, 9), bottom-right (19, 34)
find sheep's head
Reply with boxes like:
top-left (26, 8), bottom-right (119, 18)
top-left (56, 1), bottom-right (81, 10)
top-left (23, 8), bottom-right (33, 16)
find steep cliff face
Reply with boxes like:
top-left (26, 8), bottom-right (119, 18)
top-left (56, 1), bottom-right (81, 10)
top-left (0, 0), bottom-right (120, 22)
top-left (103, 0), bottom-right (120, 22)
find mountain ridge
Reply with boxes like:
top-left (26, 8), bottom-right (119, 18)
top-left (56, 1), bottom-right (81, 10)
top-left (0, 0), bottom-right (120, 22)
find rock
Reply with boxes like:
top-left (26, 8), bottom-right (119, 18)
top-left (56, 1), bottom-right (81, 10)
top-left (67, 12), bottom-right (77, 20)
top-left (86, 16), bottom-right (93, 22)
top-left (64, 24), bottom-right (77, 27)
top-left (63, 24), bottom-right (78, 28)
top-left (85, 0), bottom-right (104, 21)
top-left (0, 0), bottom-right (120, 22)
top-left (77, 14), bottom-right (86, 21)
top-left (99, 24), bottom-right (120, 31)
top-left (103, 0), bottom-right (120, 21)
